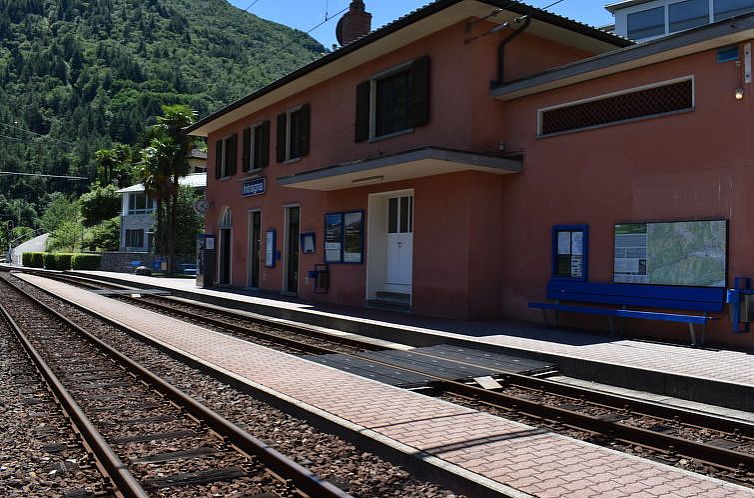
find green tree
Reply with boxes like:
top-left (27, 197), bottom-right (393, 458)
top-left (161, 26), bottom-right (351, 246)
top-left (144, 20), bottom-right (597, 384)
top-left (47, 220), bottom-right (84, 253)
top-left (95, 144), bottom-right (134, 187)
top-left (80, 184), bottom-right (121, 226)
top-left (84, 216), bottom-right (120, 251)
top-left (40, 193), bottom-right (80, 233)
top-left (170, 186), bottom-right (203, 254)
top-left (137, 104), bottom-right (196, 272)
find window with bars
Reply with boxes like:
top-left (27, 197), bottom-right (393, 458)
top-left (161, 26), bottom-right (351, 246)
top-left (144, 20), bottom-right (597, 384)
top-left (539, 78), bottom-right (693, 136)
top-left (125, 229), bottom-right (144, 248)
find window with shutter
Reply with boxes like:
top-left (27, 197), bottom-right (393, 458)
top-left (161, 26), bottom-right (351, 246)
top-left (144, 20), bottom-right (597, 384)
top-left (215, 139), bottom-right (223, 179)
top-left (242, 121), bottom-right (271, 172)
top-left (354, 56), bottom-right (430, 142)
top-left (277, 105), bottom-right (311, 162)
top-left (216, 134), bottom-right (237, 178)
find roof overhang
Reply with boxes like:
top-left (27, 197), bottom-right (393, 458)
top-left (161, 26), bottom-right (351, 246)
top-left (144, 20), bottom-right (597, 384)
top-left (277, 147), bottom-right (522, 191)
top-left (492, 13), bottom-right (754, 101)
top-left (604, 0), bottom-right (655, 13)
top-left (187, 0), bottom-right (630, 138)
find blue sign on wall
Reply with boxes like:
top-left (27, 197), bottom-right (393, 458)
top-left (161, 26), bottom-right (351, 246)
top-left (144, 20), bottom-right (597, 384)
top-left (242, 177), bottom-right (266, 197)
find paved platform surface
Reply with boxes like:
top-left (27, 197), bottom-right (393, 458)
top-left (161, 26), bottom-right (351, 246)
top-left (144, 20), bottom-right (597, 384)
top-left (65, 271), bottom-right (754, 403)
top-left (17, 272), bottom-right (754, 498)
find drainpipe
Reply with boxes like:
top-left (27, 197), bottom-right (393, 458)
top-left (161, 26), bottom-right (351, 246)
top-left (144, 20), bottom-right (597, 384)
top-left (490, 16), bottom-right (532, 88)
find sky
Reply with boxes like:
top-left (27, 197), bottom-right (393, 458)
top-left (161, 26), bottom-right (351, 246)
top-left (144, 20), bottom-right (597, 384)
top-left (228, 0), bottom-right (615, 50)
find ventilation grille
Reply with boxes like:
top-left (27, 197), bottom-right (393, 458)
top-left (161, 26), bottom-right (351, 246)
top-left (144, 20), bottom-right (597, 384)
top-left (540, 79), bottom-right (693, 136)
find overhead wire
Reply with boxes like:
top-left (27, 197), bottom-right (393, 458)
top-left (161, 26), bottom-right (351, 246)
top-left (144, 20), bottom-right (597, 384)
top-left (240, 0), bottom-right (262, 13)
top-left (540, 0), bottom-right (567, 11)
top-left (0, 171), bottom-right (88, 180)
top-left (236, 3), bottom-right (348, 82)
top-left (0, 122), bottom-right (76, 147)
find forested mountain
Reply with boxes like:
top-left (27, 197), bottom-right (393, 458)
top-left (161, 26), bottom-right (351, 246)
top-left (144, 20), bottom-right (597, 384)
top-left (0, 0), bottom-right (324, 229)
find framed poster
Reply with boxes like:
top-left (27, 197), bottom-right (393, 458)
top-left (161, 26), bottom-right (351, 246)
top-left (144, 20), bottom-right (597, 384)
top-left (265, 229), bottom-right (276, 268)
top-left (613, 220), bottom-right (727, 287)
top-left (343, 211), bottom-right (364, 263)
top-left (552, 225), bottom-right (588, 281)
top-left (300, 232), bottom-right (316, 254)
top-left (324, 213), bottom-right (343, 263)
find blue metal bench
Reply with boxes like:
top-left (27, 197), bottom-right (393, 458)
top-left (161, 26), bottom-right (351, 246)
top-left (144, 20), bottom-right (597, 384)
top-left (180, 264), bottom-right (197, 276)
top-left (529, 281), bottom-right (725, 346)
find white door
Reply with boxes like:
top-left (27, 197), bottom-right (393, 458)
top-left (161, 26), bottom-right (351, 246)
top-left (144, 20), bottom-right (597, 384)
top-left (385, 195), bottom-right (413, 292)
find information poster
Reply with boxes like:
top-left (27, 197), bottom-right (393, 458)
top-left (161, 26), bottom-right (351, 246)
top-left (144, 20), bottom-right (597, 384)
top-left (343, 211), bottom-right (363, 263)
top-left (555, 229), bottom-right (584, 279)
top-left (614, 220), bottom-right (726, 286)
top-left (324, 213), bottom-right (343, 263)
top-left (265, 230), bottom-right (276, 268)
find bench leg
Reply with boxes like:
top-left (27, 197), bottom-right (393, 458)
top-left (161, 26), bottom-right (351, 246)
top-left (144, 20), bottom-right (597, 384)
top-left (688, 323), bottom-right (697, 346)
top-left (608, 316), bottom-right (616, 336)
top-left (540, 308), bottom-right (550, 328)
top-left (701, 321), bottom-right (707, 347)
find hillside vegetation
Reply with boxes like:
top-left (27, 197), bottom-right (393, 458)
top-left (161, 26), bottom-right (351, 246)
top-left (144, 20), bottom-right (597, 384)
top-left (0, 0), bottom-right (324, 229)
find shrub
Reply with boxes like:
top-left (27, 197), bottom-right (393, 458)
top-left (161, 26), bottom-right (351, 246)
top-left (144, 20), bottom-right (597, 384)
top-left (71, 253), bottom-right (101, 270)
top-left (23, 252), bottom-right (44, 268)
top-left (42, 253), bottom-right (56, 269)
top-left (22, 252), bottom-right (45, 268)
top-left (43, 253), bottom-right (73, 270)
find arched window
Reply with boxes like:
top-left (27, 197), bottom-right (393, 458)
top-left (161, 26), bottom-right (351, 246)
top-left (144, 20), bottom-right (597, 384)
top-left (218, 207), bottom-right (232, 229)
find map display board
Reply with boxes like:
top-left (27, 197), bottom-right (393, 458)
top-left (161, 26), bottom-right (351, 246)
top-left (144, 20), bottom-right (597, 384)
top-left (613, 220), bottom-right (726, 287)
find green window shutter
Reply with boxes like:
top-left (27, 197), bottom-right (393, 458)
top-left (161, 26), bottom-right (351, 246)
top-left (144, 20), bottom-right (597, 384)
top-left (214, 139), bottom-right (222, 179)
top-left (276, 113), bottom-right (287, 162)
top-left (242, 128), bottom-right (251, 172)
top-left (299, 104), bottom-right (311, 157)
top-left (411, 55), bottom-right (430, 128)
top-left (355, 81), bottom-right (370, 142)
top-left (227, 133), bottom-right (238, 176)
top-left (260, 120), bottom-right (270, 168)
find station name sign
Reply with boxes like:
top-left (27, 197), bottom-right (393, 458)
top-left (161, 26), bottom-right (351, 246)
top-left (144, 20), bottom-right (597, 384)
top-left (242, 177), bottom-right (266, 197)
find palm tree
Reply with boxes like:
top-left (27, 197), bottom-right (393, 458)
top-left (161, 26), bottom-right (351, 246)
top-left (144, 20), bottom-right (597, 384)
top-left (136, 105), bottom-right (197, 272)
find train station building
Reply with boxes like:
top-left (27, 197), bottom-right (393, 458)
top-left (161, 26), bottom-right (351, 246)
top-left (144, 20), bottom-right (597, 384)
top-left (187, 0), bottom-right (754, 347)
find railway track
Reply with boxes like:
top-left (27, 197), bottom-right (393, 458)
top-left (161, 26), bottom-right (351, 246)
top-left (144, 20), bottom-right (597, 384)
top-left (0, 306), bottom-right (113, 498)
top-left (0, 275), bottom-right (352, 498)
top-left (13, 270), bottom-right (754, 489)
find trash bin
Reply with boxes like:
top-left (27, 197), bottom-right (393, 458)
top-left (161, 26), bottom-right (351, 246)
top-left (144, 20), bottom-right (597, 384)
top-left (308, 264), bottom-right (329, 294)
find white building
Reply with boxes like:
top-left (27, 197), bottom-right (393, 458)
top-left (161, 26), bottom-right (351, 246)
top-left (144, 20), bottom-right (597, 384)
top-left (116, 173), bottom-right (207, 252)
top-left (607, 0), bottom-right (754, 40)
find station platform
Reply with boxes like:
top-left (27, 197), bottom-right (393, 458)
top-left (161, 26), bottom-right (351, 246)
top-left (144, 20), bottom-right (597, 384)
top-left (49, 269), bottom-right (754, 414)
top-left (14, 272), bottom-right (752, 498)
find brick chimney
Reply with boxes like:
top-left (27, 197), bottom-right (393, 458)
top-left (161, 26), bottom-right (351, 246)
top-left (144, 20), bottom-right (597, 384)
top-left (336, 0), bottom-right (372, 46)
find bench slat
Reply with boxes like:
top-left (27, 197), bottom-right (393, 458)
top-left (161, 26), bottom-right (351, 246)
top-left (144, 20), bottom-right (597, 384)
top-left (547, 281), bottom-right (724, 304)
top-left (544, 291), bottom-right (723, 312)
top-left (529, 302), bottom-right (709, 324)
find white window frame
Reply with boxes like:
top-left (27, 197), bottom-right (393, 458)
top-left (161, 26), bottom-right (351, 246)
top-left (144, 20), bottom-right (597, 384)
top-left (616, 0), bottom-right (753, 40)
top-left (128, 192), bottom-right (155, 215)
top-left (536, 75), bottom-right (695, 137)
top-left (368, 60), bottom-right (414, 141)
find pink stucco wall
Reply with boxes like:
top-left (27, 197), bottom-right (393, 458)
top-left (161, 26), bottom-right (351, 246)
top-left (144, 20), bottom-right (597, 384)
top-left (498, 48), bottom-right (752, 347)
top-left (204, 20), bottom-right (595, 319)
top-left (202, 14), bottom-right (750, 346)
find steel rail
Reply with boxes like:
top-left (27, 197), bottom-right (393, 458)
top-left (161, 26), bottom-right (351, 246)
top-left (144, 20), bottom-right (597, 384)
top-left (0, 302), bottom-right (150, 498)
top-left (13, 271), bottom-right (754, 475)
top-left (39, 272), bottom-right (754, 437)
top-left (37, 271), bottom-right (378, 353)
top-left (2, 275), bottom-right (354, 498)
